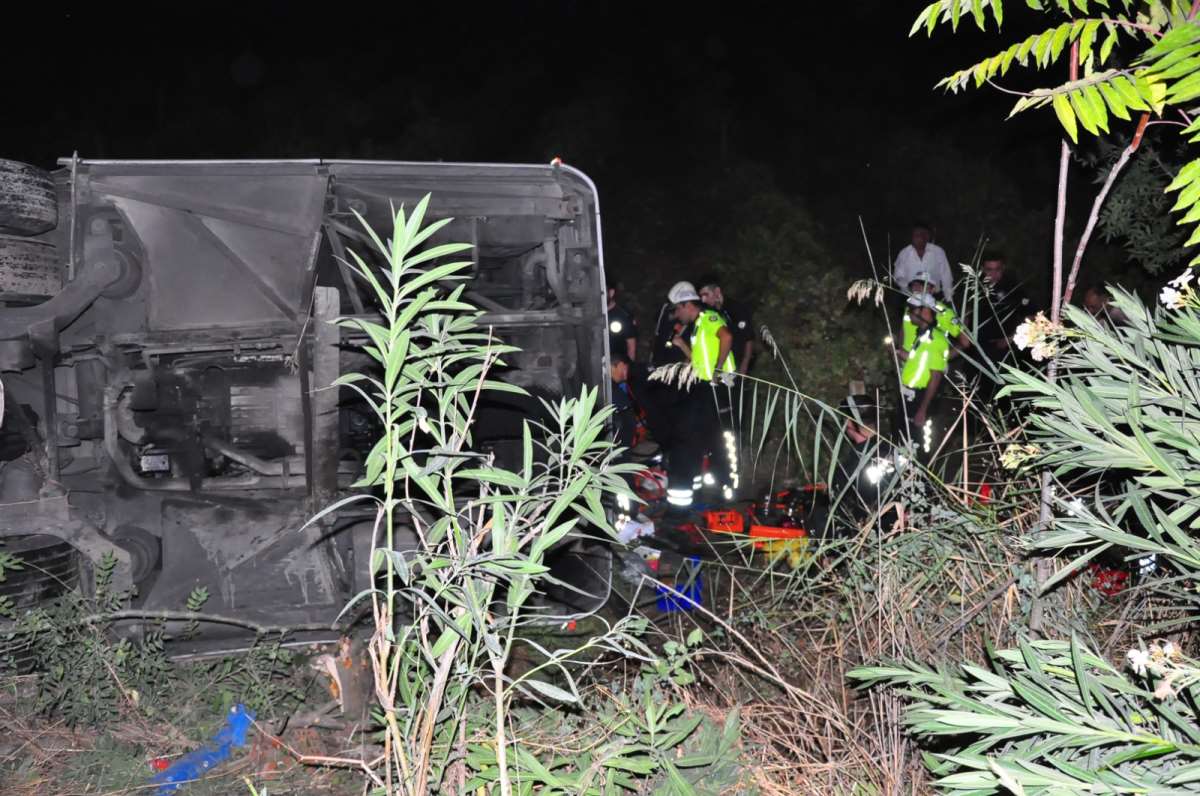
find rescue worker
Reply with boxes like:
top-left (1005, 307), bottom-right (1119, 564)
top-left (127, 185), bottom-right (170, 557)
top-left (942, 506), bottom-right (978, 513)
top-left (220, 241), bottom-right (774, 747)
top-left (606, 277), bottom-right (638, 361)
top-left (610, 351), bottom-right (669, 454)
top-left (976, 252), bottom-right (1034, 360)
top-left (807, 395), bottom-right (898, 535)
top-left (697, 274), bottom-right (755, 374)
top-left (610, 353), bottom-right (639, 451)
top-left (894, 292), bottom-right (950, 460)
top-left (899, 271), bottom-right (970, 354)
top-left (650, 298), bottom-right (689, 367)
top-left (663, 281), bottom-right (737, 510)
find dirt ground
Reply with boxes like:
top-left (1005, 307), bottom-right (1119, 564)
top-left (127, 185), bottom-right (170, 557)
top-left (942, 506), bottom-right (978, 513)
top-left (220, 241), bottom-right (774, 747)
top-left (0, 669), bottom-right (370, 796)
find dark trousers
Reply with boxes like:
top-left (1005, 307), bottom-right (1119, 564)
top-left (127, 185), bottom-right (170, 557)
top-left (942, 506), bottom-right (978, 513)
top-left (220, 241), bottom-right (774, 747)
top-left (666, 383), bottom-right (736, 501)
top-left (895, 386), bottom-right (943, 464)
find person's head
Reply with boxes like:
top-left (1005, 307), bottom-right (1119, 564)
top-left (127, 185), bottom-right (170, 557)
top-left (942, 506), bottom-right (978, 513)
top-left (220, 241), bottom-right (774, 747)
top-left (667, 281), bottom-right (703, 323)
top-left (911, 222), bottom-right (933, 251)
top-left (908, 271), bottom-right (938, 297)
top-left (610, 352), bottom-right (631, 383)
top-left (907, 292), bottom-right (936, 329)
top-left (697, 274), bottom-right (724, 309)
top-left (606, 274), bottom-right (621, 308)
top-left (981, 251), bottom-right (1006, 286)
top-left (1083, 284), bottom-right (1111, 317)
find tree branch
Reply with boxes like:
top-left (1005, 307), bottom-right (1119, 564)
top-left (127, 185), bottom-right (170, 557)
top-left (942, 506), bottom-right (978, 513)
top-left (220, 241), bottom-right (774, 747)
top-left (1102, 16), bottom-right (1164, 38)
top-left (1033, 43), bottom-right (1077, 634)
top-left (1063, 113), bottom-right (1149, 308)
top-left (79, 610), bottom-right (339, 636)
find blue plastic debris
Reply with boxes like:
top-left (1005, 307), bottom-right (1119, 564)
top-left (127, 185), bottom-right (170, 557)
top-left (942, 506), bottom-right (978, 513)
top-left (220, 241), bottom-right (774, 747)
top-left (151, 703), bottom-right (256, 794)
top-left (656, 555), bottom-right (703, 613)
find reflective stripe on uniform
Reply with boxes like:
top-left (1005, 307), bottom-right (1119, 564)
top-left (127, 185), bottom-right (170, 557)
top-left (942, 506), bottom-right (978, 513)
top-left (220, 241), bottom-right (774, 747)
top-left (666, 488), bottom-right (694, 507)
top-left (905, 349), bottom-right (931, 388)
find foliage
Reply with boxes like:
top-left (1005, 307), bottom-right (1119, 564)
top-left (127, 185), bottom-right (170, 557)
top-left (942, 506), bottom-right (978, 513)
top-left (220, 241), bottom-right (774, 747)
top-left (838, 5), bottom-right (1200, 792)
top-left (3, 550), bottom-right (308, 728)
top-left (193, 639), bottom-right (307, 718)
top-left (851, 636), bottom-right (1200, 794)
top-left (11, 552), bottom-right (176, 725)
top-left (328, 195), bottom-right (729, 793)
top-left (464, 677), bottom-right (744, 795)
top-left (914, 0), bottom-right (1200, 267)
top-left (1003, 291), bottom-right (1200, 604)
top-left (0, 548), bottom-right (21, 619)
top-left (1086, 137), bottom-right (1196, 274)
top-left (698, 182), bottom-right (890, 403)
top-left (847, 278), bottom-right (1200, 789)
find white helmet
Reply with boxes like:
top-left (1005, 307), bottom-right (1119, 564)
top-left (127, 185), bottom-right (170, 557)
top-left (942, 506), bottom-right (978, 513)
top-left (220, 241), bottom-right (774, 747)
top-left (667, 281), bottom-right (700, 304)
top-left (907, 292), bottom-right (937, 310)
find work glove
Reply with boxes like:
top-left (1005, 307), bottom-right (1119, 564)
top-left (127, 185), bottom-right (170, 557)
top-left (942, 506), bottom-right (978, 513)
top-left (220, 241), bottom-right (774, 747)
top-left (715, 370), bottom-right (737, 388)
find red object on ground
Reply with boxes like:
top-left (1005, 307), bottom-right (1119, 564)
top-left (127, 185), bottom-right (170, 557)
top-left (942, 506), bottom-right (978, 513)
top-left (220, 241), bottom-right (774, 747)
top-left (747, 524), bottom-right (807, 550)
top-left (702, 508), bottom-right (807, 550)
top-left (979, 483), bottom-right (992, 504)
top-left (150, 758), bottom-right (171, 772)
top-left (1088, 563), bottom-right (1129, 596)
top-left (634, 466), bottom-right (667, 503)
top-left (703, 509), bottom-right (744, 534)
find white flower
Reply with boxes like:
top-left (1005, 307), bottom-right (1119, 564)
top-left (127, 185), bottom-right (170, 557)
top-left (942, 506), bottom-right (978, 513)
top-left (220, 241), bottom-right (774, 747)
top-left (1168, 269), bottom-right (1195, 290)
top-left (1012, 320), bottom-right (1033, 351)
top-left (1161, 286), bottom-right (1185, 310)
top-left (1066, 498), bottom-right (1085, 517)
top-left (1161, 641), bottom-right (1177, 658)
top-left (1128, 648), bottom-right (1151, 676)
top-left (1030, 340), bottom-right (1058, 362)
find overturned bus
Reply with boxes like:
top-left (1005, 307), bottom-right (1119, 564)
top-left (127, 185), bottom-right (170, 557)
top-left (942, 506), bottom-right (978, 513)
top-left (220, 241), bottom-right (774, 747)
top-left (0, 156), bottom-right (613, 654)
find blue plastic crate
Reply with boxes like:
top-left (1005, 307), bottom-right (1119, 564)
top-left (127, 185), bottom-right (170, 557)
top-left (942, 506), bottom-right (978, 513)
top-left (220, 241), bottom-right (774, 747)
top-left (656, 555), bottom-right (703, 613)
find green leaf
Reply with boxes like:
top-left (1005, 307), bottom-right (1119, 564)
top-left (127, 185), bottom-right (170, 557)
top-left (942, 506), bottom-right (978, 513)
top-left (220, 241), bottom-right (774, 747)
top-left (1052, 92), bottom-right (1079, 142)
top-left (1099, 26), bottom-right (1117, 64)
top-left (971, 0), bottom-right (986, 29)
top-left (1078, 18), bottom-right (1101, 62)
top-left (1096, 80), bottom-right (1131, 120)
top-left (1068, 88), bottom-right (1100, 136)
top-left (456, 467), bottom-right (527, 489)
top-left (1111, 75), bottom-right (1150, 111)
top-left (1082, 84), bottom-right (1110, 132)
top-left (1049, 22), bottom-right (1072, 64)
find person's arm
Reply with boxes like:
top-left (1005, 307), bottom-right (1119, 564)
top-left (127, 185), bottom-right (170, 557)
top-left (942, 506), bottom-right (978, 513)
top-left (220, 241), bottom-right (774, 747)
top-left (939, 256), bottom-right (955, 301)
top-left (949, 330), bottom-right (972, 358)
top-left (714, 326), bottom-right (734, 375)
top-left (913, 369), bottom-right (943, 427)
top-left (737, 309), bottom-right (755, 374)
top-left (625, 335), bottom-right (637, 361)
top-left (672, 333), bottom-right (691, 358)
top-left (893, 249), bottom-right (909, 288)
top-left (738, 339), bottom-right (753, 374)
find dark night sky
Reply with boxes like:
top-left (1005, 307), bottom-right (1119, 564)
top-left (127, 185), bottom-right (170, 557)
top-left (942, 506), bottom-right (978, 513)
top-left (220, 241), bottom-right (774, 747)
top-left (4, 2), bottom-right (1090, 296)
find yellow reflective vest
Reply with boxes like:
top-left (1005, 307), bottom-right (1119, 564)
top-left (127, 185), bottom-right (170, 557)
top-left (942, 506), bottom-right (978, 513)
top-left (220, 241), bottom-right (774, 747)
top-left (690, 310), bottom-right (736, 381)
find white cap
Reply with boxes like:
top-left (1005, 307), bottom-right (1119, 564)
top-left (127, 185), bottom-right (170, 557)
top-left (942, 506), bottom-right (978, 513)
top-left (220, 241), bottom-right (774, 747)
top-left (909, 271), bottom-right (933, 287)
top-left (667, 281), bottom-right (700, 304)
top-left (907, 292), bottom-right (937, 310)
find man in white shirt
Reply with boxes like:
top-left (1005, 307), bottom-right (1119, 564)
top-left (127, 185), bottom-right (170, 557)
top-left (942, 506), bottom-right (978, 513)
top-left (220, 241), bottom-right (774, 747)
top-left (893, 222), bottom-right (953, 300)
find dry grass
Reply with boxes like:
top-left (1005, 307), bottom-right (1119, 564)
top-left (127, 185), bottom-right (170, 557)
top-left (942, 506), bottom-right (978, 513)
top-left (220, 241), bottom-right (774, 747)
top-left (0, 672), bottom-right (361, 795)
